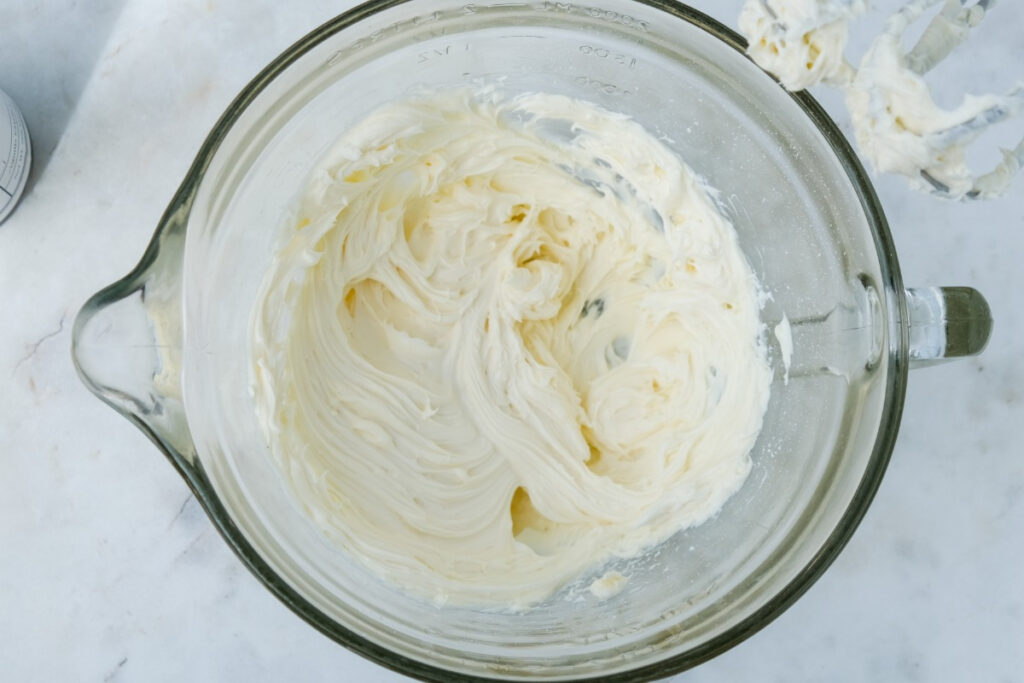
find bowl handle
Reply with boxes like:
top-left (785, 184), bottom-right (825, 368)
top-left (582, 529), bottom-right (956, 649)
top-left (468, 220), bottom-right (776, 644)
top-left (71, 205), bottom-right (197, 469)
top-left (905, 286), bottom-right (992, 368)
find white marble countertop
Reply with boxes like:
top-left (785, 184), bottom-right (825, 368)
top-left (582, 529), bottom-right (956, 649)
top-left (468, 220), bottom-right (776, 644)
top-left (2, 1), bottom-right (1021, 680)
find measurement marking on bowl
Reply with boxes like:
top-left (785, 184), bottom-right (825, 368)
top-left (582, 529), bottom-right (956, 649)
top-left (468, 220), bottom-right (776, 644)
top-left (325, 11), bottom-right (445, 67)
top-left (578, 44), bottom-right (638, 69)
top-left (582, 6), bottom-right (649, 31)
top-left (534, 2), bottom-right (650, 31)
top-left (534, 0), bottom-right (570, 10)
top-left (574, 75), bottom-right (633, 96)
top-left (418, 44), bottom-right (470, 62)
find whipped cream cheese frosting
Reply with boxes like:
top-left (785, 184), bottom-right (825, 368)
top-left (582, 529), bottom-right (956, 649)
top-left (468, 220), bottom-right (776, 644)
top-left (251, 89), bottom-right (771, 607)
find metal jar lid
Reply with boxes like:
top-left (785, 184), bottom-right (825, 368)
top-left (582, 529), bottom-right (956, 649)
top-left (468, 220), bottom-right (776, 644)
top-left (0, 88), bottom-right (31, 224)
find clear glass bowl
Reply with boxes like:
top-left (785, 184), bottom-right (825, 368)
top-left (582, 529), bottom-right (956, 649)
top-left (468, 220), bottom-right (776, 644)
top-left (71, 1), bottom-right (992, 680)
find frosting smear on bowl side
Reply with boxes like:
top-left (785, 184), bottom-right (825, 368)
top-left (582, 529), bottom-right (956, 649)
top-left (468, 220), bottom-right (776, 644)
top-left (250, 89), bottom-right (772, 608)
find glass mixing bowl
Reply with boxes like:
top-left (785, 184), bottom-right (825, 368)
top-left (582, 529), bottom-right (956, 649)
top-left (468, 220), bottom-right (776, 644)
top-left (71, 1), bottom-right (992, 679)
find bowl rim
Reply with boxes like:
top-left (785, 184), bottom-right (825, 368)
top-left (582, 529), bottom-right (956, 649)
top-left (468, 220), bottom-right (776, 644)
top-left (82, 0), bottom-right (909, 680)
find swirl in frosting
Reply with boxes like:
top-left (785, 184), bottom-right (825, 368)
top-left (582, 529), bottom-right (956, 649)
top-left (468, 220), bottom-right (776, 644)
top-left (251, 89), bottom-right (771, 607)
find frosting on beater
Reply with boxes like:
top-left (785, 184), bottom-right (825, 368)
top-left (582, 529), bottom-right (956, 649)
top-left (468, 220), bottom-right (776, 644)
top-left (739, 0), bottom-right (1024, 200)
top-left (739, 0), bottom-right (867, 91)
